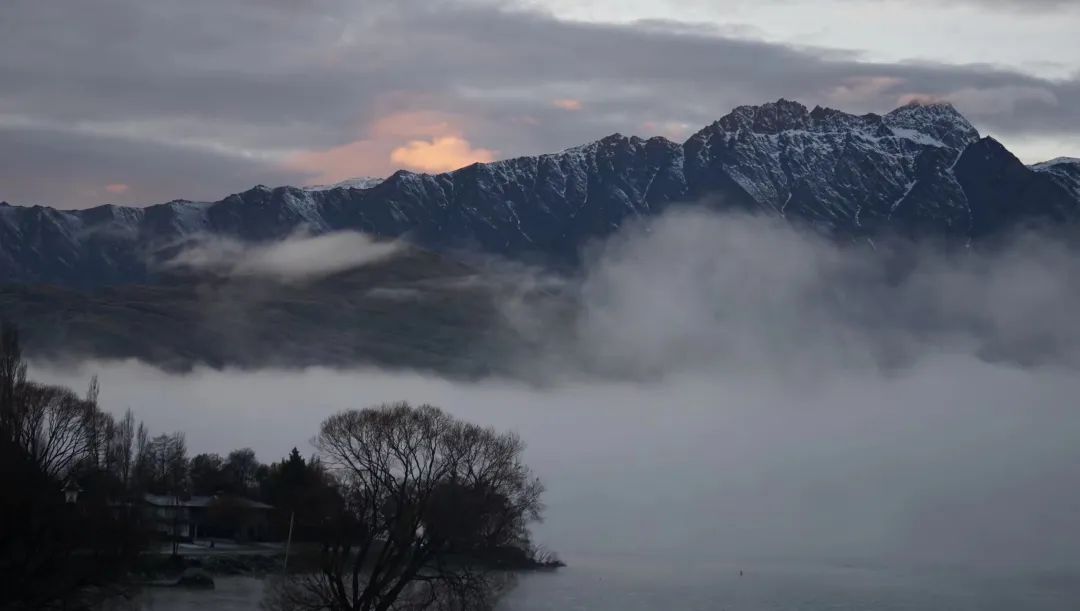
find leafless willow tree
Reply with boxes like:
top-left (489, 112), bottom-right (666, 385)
top-left (13, 382), bottom-right (94, 479)
top-left (266, 402), bottom-right (546, 611)
top-left (0, 321), bottom-right (107, 481)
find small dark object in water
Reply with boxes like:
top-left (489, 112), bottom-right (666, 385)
top-left (176, 568), bottom-right (215, 589)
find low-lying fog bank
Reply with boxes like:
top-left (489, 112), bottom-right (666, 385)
top-left (34, 356), bottom-right (1080, 569)
top-left (31, 209), bottom-right (1080, 570)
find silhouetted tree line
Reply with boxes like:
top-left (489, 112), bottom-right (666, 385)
top-left (1, 321), bottom-right (556, 611)
top-left (0, 321), bottom-right (341, 609)
top-left (186, 445), bottom-right (344, 541)
top-left (0, 321), bottom-right (149, 610)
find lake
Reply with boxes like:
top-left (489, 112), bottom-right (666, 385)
top-left (116, 553), bottom-right (1080, 610)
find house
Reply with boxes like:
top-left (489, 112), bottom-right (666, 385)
top-left (142, 494), bottom-right (274, 542)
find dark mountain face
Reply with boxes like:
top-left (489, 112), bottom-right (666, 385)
top-left (0, 248), bottom-right (548, 375)
top-left (1, 99), bottom-right (1078, 288)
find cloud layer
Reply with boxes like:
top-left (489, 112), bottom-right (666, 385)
top-left (31, 207), bottom-right (1080, 573)
top-left (166, 231), bottom-right (402, 281)
top-left (1, 0), bottom-right (1078, 208)
top-left (491, 209), bottom-right (1080, 383)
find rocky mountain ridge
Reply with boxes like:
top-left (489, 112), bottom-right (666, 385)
top-left (2, 99), bottom-right (1078, 287)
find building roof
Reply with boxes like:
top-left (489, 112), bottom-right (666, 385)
top-left (142, 494), bottom-right (273, 510)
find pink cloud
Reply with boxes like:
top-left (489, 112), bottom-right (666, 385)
top-left (283, 139), bottom-right (392, 186)
top-left (105, 183), bottom-right (130, 194)
top-left (552, 98), bottom-right (584, 111)
top-left (390, 136), bottom-right (496, 173)
top-left (282, 110), bottom-right (498, 183)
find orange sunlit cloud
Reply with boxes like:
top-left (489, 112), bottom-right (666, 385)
top-left (105, 183), bottom-right (130, 194)
top-left (390, 136), bottom-right (496, 173)
top-left (283, 139), bottom-right (391, 186)
top-left (552, 98), bottom-right (583, 111)
top-left (282, 110), bottom-right (498, 183)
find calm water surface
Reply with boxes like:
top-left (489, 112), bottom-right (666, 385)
top-left (120, 554), bottom-right (1080, 610)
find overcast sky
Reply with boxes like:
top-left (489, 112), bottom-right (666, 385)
top-left (2, 0), bottom-right (1078, 208)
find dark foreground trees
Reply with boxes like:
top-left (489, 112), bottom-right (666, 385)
top-left (0, 321), bottom-right (149, 610)
top-left (266, 402), bottom-right (548, 611)
top-left (1, 320), bottom-right (555, 610)
top-left (262, 448), bottom-right (341, 540)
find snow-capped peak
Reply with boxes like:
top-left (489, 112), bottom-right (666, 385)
top-left (302, 176), bottom-right (385, 192)
top-left (1032, 157), bottom-right (1080, 170)
top-left (1031, 157), bottom-right (1080, 201)
top-left (694, 99), bottom-right (977, 152)
top-left (716, 99), bottom-right (813, 134)
top-left (882, 101), bottom-right (979, 150)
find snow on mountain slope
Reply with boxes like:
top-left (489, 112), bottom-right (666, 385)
top-left (1, 100), bottom-right (1077, 287)
top-left (303, 176), bottom-right (386, 192)
top-left (1032, 157), bottom-right (1080, 202)
top-left (683, 99), bottom-right (980, 233)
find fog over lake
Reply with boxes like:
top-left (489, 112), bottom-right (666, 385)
top-left (40, 210), bottom-right (1080, 607)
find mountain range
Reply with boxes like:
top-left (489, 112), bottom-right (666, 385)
top-left (2, 99), bottom-right (1079, 372)
top-left (3, 99), bottom-right (1079, 289)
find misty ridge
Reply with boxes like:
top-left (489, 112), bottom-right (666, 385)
top-left (171, 204), bottom-right (1080, 381)
top-left (511, 205), bottom-right (1080, 382)
top-left (13, 203), bottom-right (1080, 382)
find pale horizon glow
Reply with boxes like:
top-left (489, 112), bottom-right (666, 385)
top-left (527, 0), bottom-right (1080, 80)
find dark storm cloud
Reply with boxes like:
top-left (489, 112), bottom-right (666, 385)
top-left (1, 0), bottom-right (1077, 207)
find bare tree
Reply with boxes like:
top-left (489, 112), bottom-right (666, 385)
top-left (268, 402), bottom-right (546, 611)
top-left (113, 409), bottom-right (136, 489)
top-left (0, 329), bottom-right (109, 482)
top-left (165, 433), bottom-right (189, 498)
top-left (0, 320), bottom-right (28, 440)
top-left (83, 375), bottom-right (102, 469)
top-left (101, 413), bottom-right (117, 474)
top-left (147, 432), bottom-right (189, 554)
top-left (190, 452), bottom-right (225, 495)
top-left (148, 433), bottom-right (189, 494)
top-left (14, 382), bottom-right (93, 479)
top-left (132, 419), bottom-right (160, 496)
top-left (225, 447), bottom-right (259, 493)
